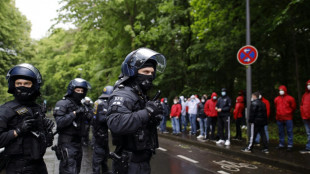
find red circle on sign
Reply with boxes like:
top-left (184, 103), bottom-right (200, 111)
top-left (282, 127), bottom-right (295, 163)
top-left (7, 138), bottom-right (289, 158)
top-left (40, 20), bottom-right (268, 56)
top-left (237, 45), bottom-right (258, 65)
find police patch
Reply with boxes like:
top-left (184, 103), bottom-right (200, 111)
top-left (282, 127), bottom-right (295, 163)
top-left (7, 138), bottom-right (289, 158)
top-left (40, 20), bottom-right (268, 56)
top-left (16, 107), bottom-right (28, 115)
top-left (112, 96), bottom-right (124, 106)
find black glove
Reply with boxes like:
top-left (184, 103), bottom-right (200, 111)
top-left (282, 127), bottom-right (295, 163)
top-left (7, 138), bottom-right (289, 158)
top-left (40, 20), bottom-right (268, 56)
top-left (146, 101), bottom-right (163, 117)
top-left (74, 107), bottom-right (85, 115)
top-left (44, 118), bottom-right (55, 131)
top-left (16, 117), bottom-right (36, 136)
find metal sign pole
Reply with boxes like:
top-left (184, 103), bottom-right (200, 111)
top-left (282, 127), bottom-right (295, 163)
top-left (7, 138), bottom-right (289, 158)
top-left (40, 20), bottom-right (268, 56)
top-left (246, 0), bottom-right (251, 142)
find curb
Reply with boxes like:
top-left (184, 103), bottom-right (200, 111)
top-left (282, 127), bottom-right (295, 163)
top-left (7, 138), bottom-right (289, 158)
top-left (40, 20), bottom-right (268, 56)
top-left (158, 133), bottom-right (310, 173)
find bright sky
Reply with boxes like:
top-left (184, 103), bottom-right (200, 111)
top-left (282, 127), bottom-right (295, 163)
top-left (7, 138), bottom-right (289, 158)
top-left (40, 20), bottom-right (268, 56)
top-left (15, 0), bottom-right (72, 40)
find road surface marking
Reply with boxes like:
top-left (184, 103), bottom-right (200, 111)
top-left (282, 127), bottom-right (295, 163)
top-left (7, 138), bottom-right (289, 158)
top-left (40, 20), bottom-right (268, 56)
top-left (218, 171), bottom-right (230, 174)
top-left (213, 160), bottom-right (257, 172)
top-left (158, 147), bottom-right (167, 151)
top-left (177, 155), bottom-right (199, 163)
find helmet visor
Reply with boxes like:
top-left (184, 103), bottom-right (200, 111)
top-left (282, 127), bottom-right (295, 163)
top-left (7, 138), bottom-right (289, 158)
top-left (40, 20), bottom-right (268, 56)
top-left (72, 78), bottom-right (92, 90)
top-left (134, 48), bottom-right (166, 73)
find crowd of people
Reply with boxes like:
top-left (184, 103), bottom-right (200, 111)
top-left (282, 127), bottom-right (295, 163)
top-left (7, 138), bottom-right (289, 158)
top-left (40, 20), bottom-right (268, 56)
top-left (159, 83), bottom-right (310, 155)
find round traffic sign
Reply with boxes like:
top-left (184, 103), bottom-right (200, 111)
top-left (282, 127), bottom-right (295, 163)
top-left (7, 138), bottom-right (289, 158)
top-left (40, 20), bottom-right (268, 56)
top-left (237, 45), bottom-right (258, 65)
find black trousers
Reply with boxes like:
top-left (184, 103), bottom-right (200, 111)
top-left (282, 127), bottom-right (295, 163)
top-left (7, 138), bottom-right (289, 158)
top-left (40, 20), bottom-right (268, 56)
top-left (92, 141), bottom-right (109, 174)
top-left (6, 158), bottom-right (47, 174)
top-left (217, 116), bottom-right (230, 141)
top-left (59, 143), bottom-right (83, 174)
top-left (247, 123), bottom-right (268, 150)
top-left (235, 118), bottom-right (242, 139)
top-left (206, 117), bottom-right (217, 139)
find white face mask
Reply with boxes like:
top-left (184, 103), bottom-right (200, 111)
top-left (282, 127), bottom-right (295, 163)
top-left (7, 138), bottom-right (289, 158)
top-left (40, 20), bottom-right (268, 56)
top-left (201, 99), bottom-right (205, 103)
top-left (251, 98), bottom-right (254, 101)
top-left (307, 85), bottom-right (310, 90)
top-left (173, 101), bottom-right (178, 104)
top-left (213, 96), bottom-right (217, 100)
top-left (279, 90), bottom-right (285, 95)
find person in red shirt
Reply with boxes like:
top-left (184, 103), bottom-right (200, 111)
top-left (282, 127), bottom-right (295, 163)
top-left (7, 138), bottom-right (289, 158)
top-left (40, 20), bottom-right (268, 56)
top-left (274, 85), bottom-right (296, 151)
top-left (300, 80), bottom-right (310, 154)
top-left (204, 92), bottom-right (218, 140)
top-left (233, 94), bottom-right (245, 140)
top-left (170, 97), bottom-right (182, 135)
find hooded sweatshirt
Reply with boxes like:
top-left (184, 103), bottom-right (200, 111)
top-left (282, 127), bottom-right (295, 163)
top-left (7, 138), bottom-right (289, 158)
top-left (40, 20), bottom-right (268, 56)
top-left (300, 80), bottom-right (310, 120)
top-left (261, 97), bottom-right (270, 119)
top-left (204, 92), bottom-right (218, 117)
top-left (274, 85), bottom-right (296, 120)
top-left (233, 96), bottom-right (245, 120)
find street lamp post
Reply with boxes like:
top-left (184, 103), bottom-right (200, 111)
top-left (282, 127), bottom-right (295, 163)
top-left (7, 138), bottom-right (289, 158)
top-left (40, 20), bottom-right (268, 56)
top-left (246, 0), bottom-right (252, 142)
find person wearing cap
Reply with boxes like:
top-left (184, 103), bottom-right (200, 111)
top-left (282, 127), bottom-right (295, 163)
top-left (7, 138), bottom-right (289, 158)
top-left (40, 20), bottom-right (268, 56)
top-left (0, 63), bottom-right (54, 174)
top-left (215, 88), bottom-right (232, 146)
top-left (92, 86), bottom-right (114, 173)
top-left (53, 78), bottom-right (91, 174)
top-left (106, 48), bottom-right (166, 174)
top-left (274, 85), bottom-right (296, 151)
top-left (300, 80), bottom-right (310, 154)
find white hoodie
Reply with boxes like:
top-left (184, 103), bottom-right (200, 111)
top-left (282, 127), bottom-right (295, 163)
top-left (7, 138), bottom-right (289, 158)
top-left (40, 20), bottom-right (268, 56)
top-left (186, 95), bottom-right (200, 115)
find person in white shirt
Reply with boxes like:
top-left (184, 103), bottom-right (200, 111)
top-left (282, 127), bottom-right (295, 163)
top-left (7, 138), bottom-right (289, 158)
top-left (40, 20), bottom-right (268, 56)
top-left (186, 95), bottom-right (200, 135)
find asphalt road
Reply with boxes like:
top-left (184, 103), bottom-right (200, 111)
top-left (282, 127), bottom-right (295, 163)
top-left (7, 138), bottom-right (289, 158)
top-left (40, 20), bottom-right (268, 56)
top-left (43, 133), bottom-right (296, 174)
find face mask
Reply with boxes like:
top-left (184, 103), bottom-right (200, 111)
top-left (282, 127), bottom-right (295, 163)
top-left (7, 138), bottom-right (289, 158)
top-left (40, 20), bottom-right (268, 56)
top-left (259, 95), bottom-right (262, 99)
top-left (201, 99), bottom-right (205, 103)
top-left (251, 98), bottom-right (254, 101)
top-left (14, 86), bottom-right (37, 102)
top-left (173, 100), bottom-right (178, 104)
top-left (72, 91), bottom-right (85, 102)
top-left (279, 90), bottom-right (285, 96)
top-left (135, 74), bottom-right (154, 92)
top-left (221, 91), bottom-right (226, 96)
top-left (307, 85), bottom-right (310, 90)
top-left (213, 96), bottom-right (217, 100)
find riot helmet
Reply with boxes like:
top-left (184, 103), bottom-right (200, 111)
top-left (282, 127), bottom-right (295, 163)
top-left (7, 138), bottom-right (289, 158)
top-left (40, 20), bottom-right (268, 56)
top-left (6, 63), bottom-right (42, 101)
top-left (66, 78), bottom-right (91, 102)
top-left (121, 47), bottom-right (166, 77)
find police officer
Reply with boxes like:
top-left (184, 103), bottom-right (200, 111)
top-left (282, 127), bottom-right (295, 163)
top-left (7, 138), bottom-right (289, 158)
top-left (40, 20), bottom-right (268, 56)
top-left (82, 96), bottom-right (93, 146)
top-left (0, 63), bottom-right (54, 174)
top-left (92, 86), bottom-right (113, 174)
top-left (107, 48), bottom-right (166, 174)
top-left (53, 78), bottom-right (91, 174)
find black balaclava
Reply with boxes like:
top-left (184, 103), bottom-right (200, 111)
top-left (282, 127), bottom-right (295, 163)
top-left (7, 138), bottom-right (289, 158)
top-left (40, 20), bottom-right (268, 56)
top-left (71, 88), bottom-right (86, 103)
top-left (13, 78), bottom-right (39, 102)
top-left (135, 60), bottom-right (156, 93)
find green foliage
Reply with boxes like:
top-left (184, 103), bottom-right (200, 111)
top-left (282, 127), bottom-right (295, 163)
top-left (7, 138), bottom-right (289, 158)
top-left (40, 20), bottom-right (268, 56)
top-left (0, 0), bottom-right (33, 103)
top-left (2, 0), bottom-right (308, 129)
